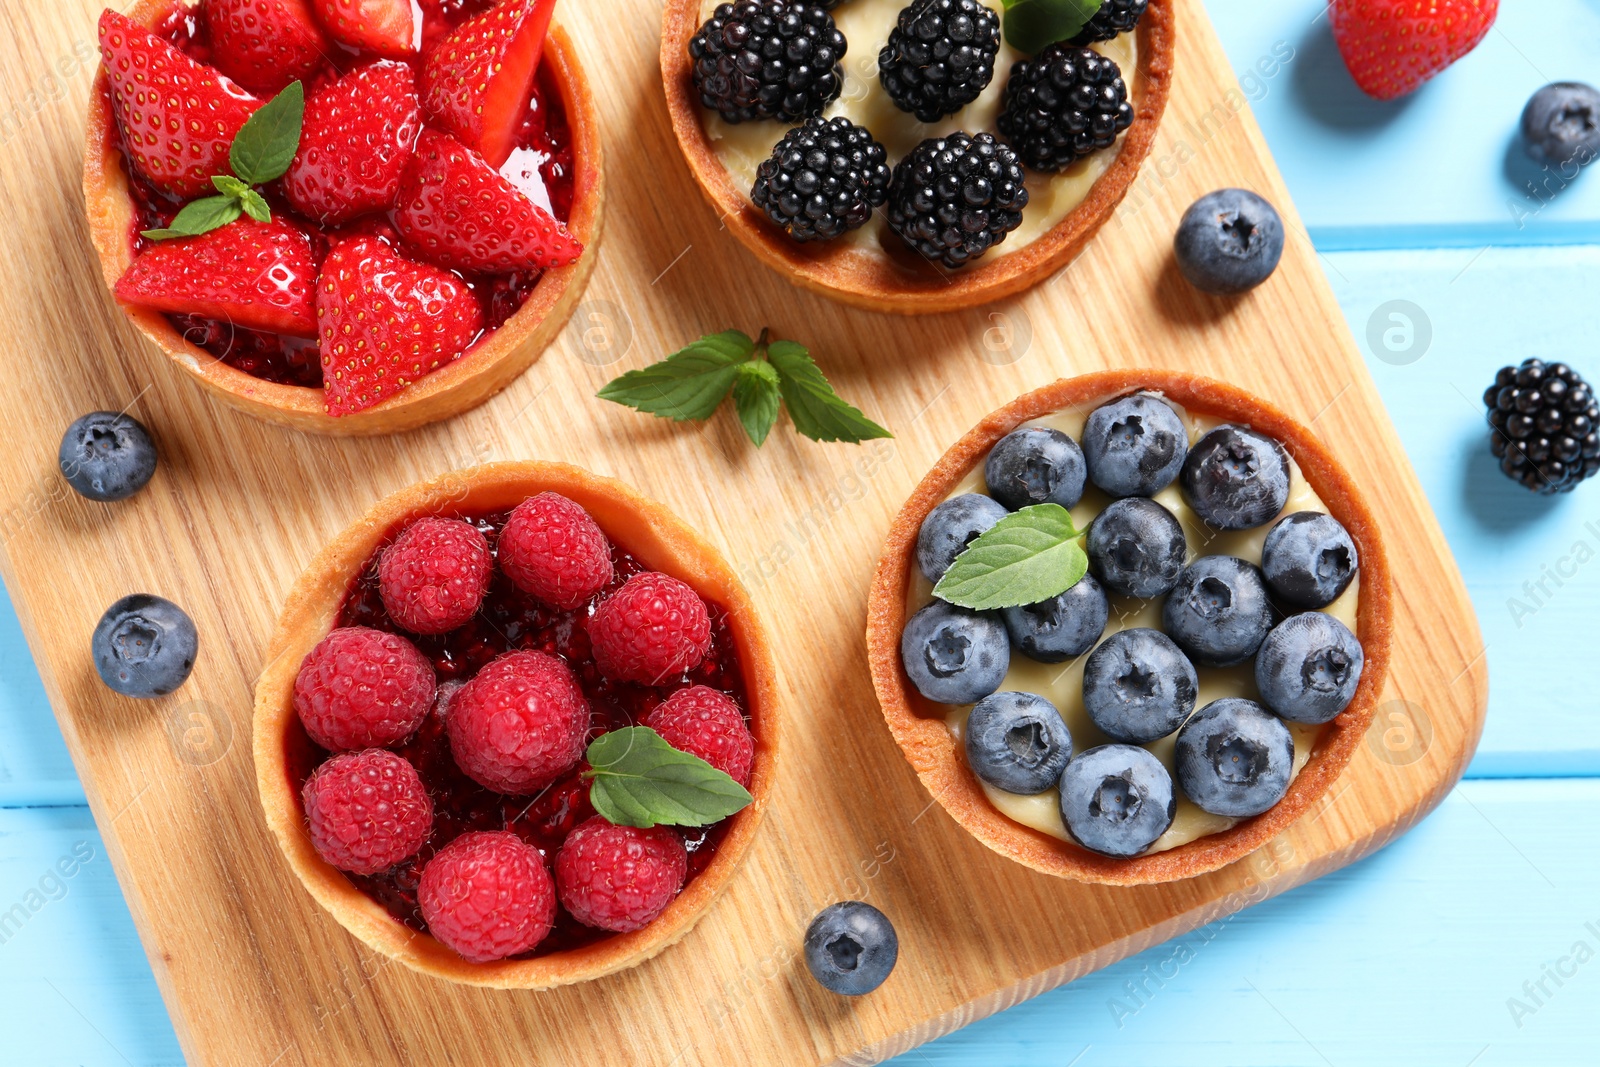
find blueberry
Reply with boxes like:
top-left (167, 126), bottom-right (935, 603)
top-left (1174, 698), bottom-right (1294, 817)
top-left (91, 595), bottom-right (197, 698)
top-left (1161, 556), bottom-right (1273, 668)
top-left (1180, 424), bottom-right (1290, 530)
top-left (916, 494), bottom-right (1008, 582)
top-left (1001, 574), bottom-right (1108, 662)
top-left (1254, 613), bottom-right (1364, 725)
top-left (984, 427), bottom-right (1086, 511)
top-left (1261, 512), bottom-right (1358, 609)
top-left (804, 901), bottom-right (898, 995)
top-left (1058, 745), bottom-right (1175, 858)
top-left (1080, 394), bottom-right (1189, 497)
top-left (1521, 82), bottom-right (1600, 167)
top-left (1174, 188), bottom-right (1285, 295)
top-left (59, 412), bottom-right (157, 502)
top-left (1086, 497), bottom-right (1187, 598)
top-left (1081, 628), bottom-right (1198, 744)
top-left (900, 600), bottom-right (1009, 705)
top-left (965, 691), bottom-right (1073, 793)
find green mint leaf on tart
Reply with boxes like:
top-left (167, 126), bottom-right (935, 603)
top-left (239, 188), bottom-right (272, 223)
top-left (765, 340), bottom-right (893, 444)
top-left (212, 174), bottom-right (252, 198)
top-left (229, 80), bottom-right (305, 186)
top-left (732, 359), bottom-right (782, 446)
top-left (596, 330), bottom-right (751, 421)
top-left (933, 503), bottom-right (1089, 610)
top-left (1001, 0), bottom-right (1104, 54)
top-left (139, 195), bottom-right (242, 241)
top-left (584, 726), bottom-right (754, 828)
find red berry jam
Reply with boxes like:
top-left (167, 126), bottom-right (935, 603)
top-left (285, 509), bottom-right (749, 959)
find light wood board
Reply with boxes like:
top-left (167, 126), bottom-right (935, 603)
top-left (0, 0), bottom-right (1487, 1063)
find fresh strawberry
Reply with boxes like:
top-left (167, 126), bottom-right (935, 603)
top-left (98, 11), bottom-right (262, 199)
top-left (314, 0), bottom-right (419, 57)
top-left (316, 236), bottom-right (484, 416)
top-left (395, 130), bottom-right (582, 274)
top-left (1329, 0), bottom-right (1498, 101)
top-left (419, 0), bottom-right (557, 167)
top-left (201, 0), bottom-right (332, 96)
top-left (284, 61), bottom-right (421, 226)
top-left (115, 217), bottom-right (318, 337)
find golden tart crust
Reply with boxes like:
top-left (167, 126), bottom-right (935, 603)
top-left (866, 372), bottom-right (1394, 885)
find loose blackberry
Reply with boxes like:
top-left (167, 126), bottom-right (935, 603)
top-left (886, 132), bottom-right (1028, 269)
top-left (1071, 0), bottom-right (1149, 44)
top-left (752, 117), bottom-right (891, 242)
top-left (997, 44), bottom-right (1134, 172)
top-left (877, 0), bottom-right (1001, 123)
top-left (689, 1), bottom-right (847, 124)
top-left (1484, 359), bottom-right (1600, 494)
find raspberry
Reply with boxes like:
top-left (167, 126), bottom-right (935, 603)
top-left (419, 831), bottom-right (555, 962)
top-left (446, 651), bottom-right (591, 794)
top-left (497, 492), bottom-right (614, 610)
top-left (588, 572), bottom-right (712, 685)
top-left (646, 686), bottom-right (756, 787)
top-left (378, 516), bottom-right (491, 635)
top-left (554, 817), bottom-right (688, 933)
top-left (302, 749), bottom-right (433, 875)
top-left (293, 626), bottom-right (436, 751)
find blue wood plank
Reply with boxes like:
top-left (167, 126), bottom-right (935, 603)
top-left (0, 585), bottom-right (80, 806)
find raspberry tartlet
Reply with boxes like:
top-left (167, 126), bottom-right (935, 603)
top-left (254, 463), bottom-right (779, 986)
top-left (866, 372), bottom-right (1394, 884)
top-left (85, 0), bottom-right (603, 436)
top-left (660, 0), bottom-right (1172, 312)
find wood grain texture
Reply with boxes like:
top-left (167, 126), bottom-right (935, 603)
top-left (0, 1), bottom-right (1486, 1064)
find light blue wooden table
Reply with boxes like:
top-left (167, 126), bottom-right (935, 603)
top-left (4, 2), bottom-right (1598, 1062)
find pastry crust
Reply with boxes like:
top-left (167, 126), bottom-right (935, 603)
top-left (253, 463), bottom-right (781, 987)
top-left (865, 372), bottom-right (1394, 885)
top-left (83, 0), bottom-right (604, 436)
top-left (659, 0), bottom-right (1174, 313)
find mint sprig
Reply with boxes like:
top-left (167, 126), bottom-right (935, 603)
top-left (932, 503), bottom-right (1089, 610)
top-left (584, 726), bottom-right (754, 828)
top-left (597, 329), bottom-right (893, 447)
top-left (141, 81), bottom-right (305, 242)
top-left (1000, 0), bottom-right (1105, 55)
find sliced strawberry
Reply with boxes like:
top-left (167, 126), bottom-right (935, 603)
top-left (395, 130), bottom-right (582, 274)
top-left (419, 0), bottom-right (557, 168)
top-left (316, 236), bottom-right (485, 416)
top-left (314, 0), bottom-right (419, 57)
top-left (98, 11), bottom-right (262, 200)
top-left (284, 61), bottom-right (421, 226)
top-left (201, 0), bottom-right (332, 96)
top-left (1329, 0), bottom-right (1498, 101)
top-left (115, 217), bottom-right (318, 338)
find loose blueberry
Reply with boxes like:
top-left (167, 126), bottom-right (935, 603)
top-left (1161, 555), bottom-right (1273, 667)
top-left (916, 494), bottom-right (1008, 582)
top-left (91, 594), bottom-right (197, 698)
top-left (1001, 574), bottom-right (1108, 662)
top-left (1058, 744), bottom-right (1175, 858)
top-left (1261, 512), bottom-right (1359, 609)
top-left (1254, 613), bottom-right (1365, 725)
top-left (965, 691), bottom-right (1073, 794)
top-left (58, 412), bottom-right (158, 502)
top-left (900, 600), bottom-right (1009, 705)
top-left (1080, 394), bottom-right (1188, 497)
top-left (1174, 698), bottom-right (1294, 817)
top-left (984, 427), bottom-right (1087, 511)
top-left (1081, 628), bottom-right (1198, 744)
top-left (1521, 82), bottom-right (1600, 167)
top-left (804, 901), bottom-right (898, 996)
top-left (1086, 497), bottom-right (1187, 598)
top-left (1180, 424), bottom-right (1291, 530)
top-left (1174, 188), bottom-right (1285, 295)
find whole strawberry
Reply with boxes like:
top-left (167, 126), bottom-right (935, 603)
top-left (419, 831), bottom-right (555, 962)
top-left (446, 650), bottom-right (591, 794)
top-left (201, 0), bottom-right (330, 96)
top-left (284, 61), bottom-right (422, 226)
top-left (293, 626), bottom-right (437, 751)
top-left (497, 492), bottom-right (613, 610)
top-left (588, 572), bottom-right (712, 686)
top-left (646, 686), bottom-right (755, 788)
top-left (420, 0), bottom-right (558, 167)
top-left (555, 817), bottom-right (688, 933)
top-left (378, 516), bottom-right (492, 635)
top-left (302, 749), bottom-right (433, 874)
top-left (1329, 0), bottom-right (1498, 100)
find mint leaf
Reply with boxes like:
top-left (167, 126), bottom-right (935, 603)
top-left (212, 174), bottom-right (251, 198)
top-left (229, 81), bottom-right (304, 185)
top-left (766, 340), bottom-right (893, 444)
top-left (140, 195), bottom-right (242, 241)
top-left (933, 503), bottom-right (1088, 610)
top-left (732, 360), bottom-right (781, 446)
top-left (597, 330), bottom-right (752, 421)
top-left (1001, 0), bottom-right (1104, 54)
top-left (239, 188), bottom-right (272, 222)
top-left (584, 727), bottom-right (753, 828)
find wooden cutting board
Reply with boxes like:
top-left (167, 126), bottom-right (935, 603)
top-left (0, 0), bottom-right (1487, 1063)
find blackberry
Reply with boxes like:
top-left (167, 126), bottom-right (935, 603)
top-left (998, 43), bottom-right (1134, 172)
top-left (689, 1), bottom-right (847, 124)
top-left (877, 0), bottom-right (1001, 123)
top-left (1071, 0), bottom-right (1149, 44)
top-left (1484, 359), bottom-right (1600, 494)
top-left (885, 132), bottom-right (1028, 269)
top-left (752, 117), bottom-right (891, 242)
